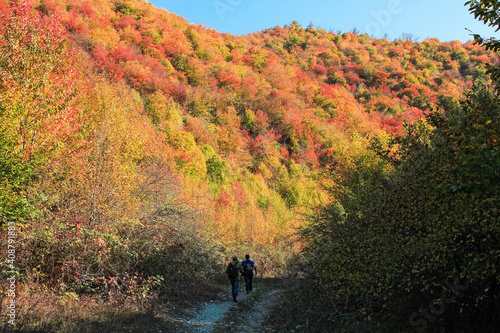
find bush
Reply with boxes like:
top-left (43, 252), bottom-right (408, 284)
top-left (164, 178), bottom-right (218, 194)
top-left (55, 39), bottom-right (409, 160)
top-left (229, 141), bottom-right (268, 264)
top-left (299, 85), bottom-right (500, 332)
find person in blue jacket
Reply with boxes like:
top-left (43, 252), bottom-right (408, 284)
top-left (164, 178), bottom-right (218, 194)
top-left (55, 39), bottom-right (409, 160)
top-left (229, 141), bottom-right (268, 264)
top-left (241, 254), bottom-right (257, 294)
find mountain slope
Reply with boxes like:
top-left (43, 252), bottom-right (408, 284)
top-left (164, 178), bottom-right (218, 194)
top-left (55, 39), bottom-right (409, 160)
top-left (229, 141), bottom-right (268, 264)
top-left (0, 0), bottom-right (498, 330)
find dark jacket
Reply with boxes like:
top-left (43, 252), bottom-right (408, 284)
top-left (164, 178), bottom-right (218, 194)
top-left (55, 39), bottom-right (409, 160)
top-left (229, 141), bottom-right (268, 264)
top-left (225, 260), bottom-right (244, 280)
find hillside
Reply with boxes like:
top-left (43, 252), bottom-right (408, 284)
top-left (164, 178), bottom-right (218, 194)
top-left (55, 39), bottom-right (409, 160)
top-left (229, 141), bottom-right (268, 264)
top-left (1, 0), bottom-right (499, 330)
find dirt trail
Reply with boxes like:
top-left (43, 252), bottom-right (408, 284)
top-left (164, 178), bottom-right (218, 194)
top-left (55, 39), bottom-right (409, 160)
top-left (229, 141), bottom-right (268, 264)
top-left (176, 285), bottom-right (283, 333)
top-left (241, 289), bottom-right (283, 332)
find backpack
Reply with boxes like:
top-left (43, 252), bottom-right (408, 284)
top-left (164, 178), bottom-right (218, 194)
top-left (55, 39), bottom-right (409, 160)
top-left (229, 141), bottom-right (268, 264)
top-left (244, 260), bottom-right (254, 273)
top-left (227, 262), bottom-right (238, 279)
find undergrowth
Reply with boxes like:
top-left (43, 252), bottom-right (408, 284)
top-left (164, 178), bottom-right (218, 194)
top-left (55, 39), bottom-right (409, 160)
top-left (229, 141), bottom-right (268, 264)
top-left (0, 276), bottom-right (225, 333)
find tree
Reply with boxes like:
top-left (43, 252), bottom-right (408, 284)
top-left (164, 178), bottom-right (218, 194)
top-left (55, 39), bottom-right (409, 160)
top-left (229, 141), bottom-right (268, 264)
top-left (465, 0), bottom-right (500, 84)
top-left (0, 0), bottom-right (83, 227)
top-left (303, 85), bottom-right (500, 331)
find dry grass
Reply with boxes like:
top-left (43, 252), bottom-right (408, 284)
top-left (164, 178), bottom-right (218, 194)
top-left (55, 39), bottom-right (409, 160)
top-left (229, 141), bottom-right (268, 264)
top-left (0, 279), bottom-right (224, 333)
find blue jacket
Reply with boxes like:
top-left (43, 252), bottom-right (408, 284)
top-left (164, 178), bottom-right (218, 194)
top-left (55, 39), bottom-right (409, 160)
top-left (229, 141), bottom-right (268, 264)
top-left (241, 259), bottom-right (256, 274)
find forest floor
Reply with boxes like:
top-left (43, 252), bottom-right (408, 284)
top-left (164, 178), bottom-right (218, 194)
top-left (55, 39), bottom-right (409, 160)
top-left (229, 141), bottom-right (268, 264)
top-left (159, 277), bottom-right (290, 333)
top-left (0, 278), bottom-right (294, 332)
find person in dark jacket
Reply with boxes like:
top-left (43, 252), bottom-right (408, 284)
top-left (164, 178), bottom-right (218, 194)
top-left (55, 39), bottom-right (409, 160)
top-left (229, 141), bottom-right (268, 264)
top-left (241, 254), bottom-right (257, 294)
top-left (225, 256), bottom-right (244, 302)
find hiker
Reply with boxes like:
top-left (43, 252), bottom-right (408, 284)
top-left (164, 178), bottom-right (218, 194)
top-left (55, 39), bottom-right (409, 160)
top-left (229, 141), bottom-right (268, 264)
top-left (226, 256), bottom-right (244, 302)
top-left (241, 254), bottom-right (257, 294)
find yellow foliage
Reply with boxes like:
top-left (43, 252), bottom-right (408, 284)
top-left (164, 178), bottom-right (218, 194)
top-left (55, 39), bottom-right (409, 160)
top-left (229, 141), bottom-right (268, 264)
top-left (89, 25), bottom-right (120, 49)
top-left (119, 26), bottom-right (141, 45)
top-left (167, 130), bottom-right (207, 177)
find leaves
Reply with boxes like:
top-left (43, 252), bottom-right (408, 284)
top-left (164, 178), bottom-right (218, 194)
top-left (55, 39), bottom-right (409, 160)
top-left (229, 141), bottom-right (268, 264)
top-left (302, 84), bottom-right (500, 331)
top-left (1, 0), bottom-right (500, 330)
top-left (466, 1), bottom-right (500, 90)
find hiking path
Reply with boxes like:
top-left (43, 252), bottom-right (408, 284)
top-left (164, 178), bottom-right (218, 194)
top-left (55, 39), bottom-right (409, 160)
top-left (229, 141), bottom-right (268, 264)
top-left (171, 279), bottom-right (284, 333)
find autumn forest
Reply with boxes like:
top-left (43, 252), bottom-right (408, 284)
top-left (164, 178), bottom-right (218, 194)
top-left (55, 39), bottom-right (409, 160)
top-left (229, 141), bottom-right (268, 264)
top-left (1, 0), bottom-right (499, 331)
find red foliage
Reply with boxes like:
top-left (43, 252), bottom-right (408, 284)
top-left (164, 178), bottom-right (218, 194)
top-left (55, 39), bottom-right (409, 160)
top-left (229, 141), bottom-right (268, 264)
top-left (372, 71), bottom-right (390, 86)
top-left (6, 0), bottom-right (496, 190)
top-left (247, 133), bottom-right (263, 152)
top-left (91, 44), bottom-right (107, 64)
top-left (400, 86), bottom-right (420, 99)
top-left (231, 180), bottom-right (247, 206)
top-left (92, 45), bottom-right (124, 81)
top-left (167, 82), bottom-right (188, 104)
top-left (217, 69), bottom-right (241, 87)
top-left (96, 16), bottom-right (111, 28)
top-left (295, 146), bottom-right (320, 168)
top-left (345, 71), bottom-right (364, 85)
top-left (343, 62), bottom-right (363, 74)
top-left (399, 107), bottom-right (425, 123)
top-left (283, 109), bottom-right (303, 133)
top-left (242, 54), bottom-right (253, 65)
top-left (109, 45), bottom-right (138, 62)
top-left (388, 46), bottom-right (404, 57)
top-left (0, 1), bottom-right (10, 24)
top-left (77, 2), bottom-right (95, 18)
top-left (144, 44), bottom-right (166, 59)
top-left (65, 8), bottom-right (87, 34)
top-left (312, 63), bottom-right (327, 76)
top-left (1, 0), bottom-right (84, 158)
top-left (280, 145), bottom-right (290, 159)
top-left (216, 188), bottom-right (231, 208)
top-left (319, 82), bottom-right (337, 98)
top-left (380, 84), bottom-right (391, 94)
top-left (380, 115), bottom-right (403, 136)
top-left (254, 110), bottom-right (270, 134)
top-left (5, 0), bottom-right (500, 303)
top-left (113, 15), bottom-right (136, 29)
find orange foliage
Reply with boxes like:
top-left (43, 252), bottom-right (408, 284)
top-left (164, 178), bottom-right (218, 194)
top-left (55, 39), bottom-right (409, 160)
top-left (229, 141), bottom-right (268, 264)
top-left (3, 0), bottom-right (500, 281)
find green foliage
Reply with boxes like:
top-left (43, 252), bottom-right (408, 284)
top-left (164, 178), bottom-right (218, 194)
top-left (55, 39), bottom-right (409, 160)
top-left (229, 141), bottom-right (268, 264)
top-left (301, 84), bottom-right (500, 331)
top-left (0, 132), bottom-right (36, 227)
top-left (0, 0), bottom-right (78, 227)
top-left (434, 85), bottom-right (500, 195)
top-left (283, 33), bottom-right (307, 51)
top-left (466, 0), bottom-right (500, 87)
top-left (241, 109), bottom-right (256, 132)
top-left (168, 131), bottom-right (207, 177)
top-left (184, 26), bottom-right (199, 51)
top-left (326, 70), bottom-right (347, 86)
top-left (144, 91), bottom-right (165, 124)
top-left (201, 144), bottom-right (226, 184)
top-left (2, 0), bottom-right (500, 329)
top-left (114, 1), bottom-right (137, 16)
top-left (171, 54), bottom-right (188, 72)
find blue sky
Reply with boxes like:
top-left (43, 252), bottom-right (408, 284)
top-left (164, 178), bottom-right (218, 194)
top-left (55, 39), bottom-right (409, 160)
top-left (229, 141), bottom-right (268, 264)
top-left (149, 0), bottom-right (500, 43)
